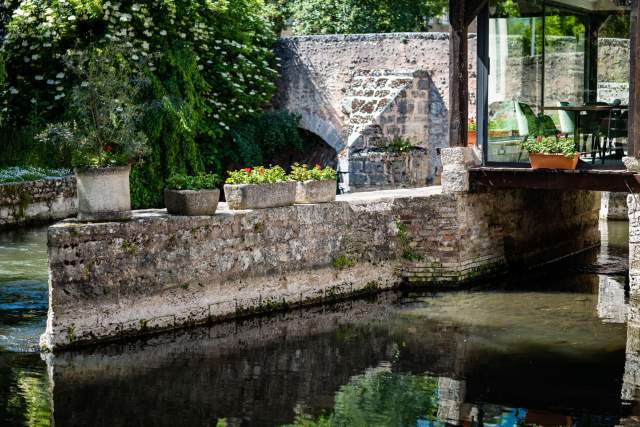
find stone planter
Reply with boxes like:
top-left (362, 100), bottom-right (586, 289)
top-left (295, 180), bottom-right (337, 204)
top-left (164, 189), bottom-right (220, 216)
top-left (224, 181), bottom-right (296, 210)
top-left (75, 165), bottom-right (131, 221)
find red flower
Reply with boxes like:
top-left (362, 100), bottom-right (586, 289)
top-left (244, 168), bottom-right (251, 173)
top-left (314, 164), bottom-right (321, 170)
top-left (104, 145), bottom-right (113, 153)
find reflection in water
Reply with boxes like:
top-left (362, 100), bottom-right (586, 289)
top-left (0, 223), bottom-right (637, 426)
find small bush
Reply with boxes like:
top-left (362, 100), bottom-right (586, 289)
top-left (0, 166), bottom-right (72, 183)
top-left (289, 163), bottom-right (337, 181)
top-left (522, 136), bottom-right (577, 158)
top-left (166, 173), bottom-right (221, 190)
top-left (226, 165), bottom-right (288, 185)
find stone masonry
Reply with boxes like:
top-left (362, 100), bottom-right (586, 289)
top-left (0, 177), bottom-right (77, 229)
top-left (273, 33), bottom-right (478, 192)
top-left (43, 185), bottom-right (599, 350)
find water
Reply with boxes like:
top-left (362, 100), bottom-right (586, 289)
top-left (0, 222), bottom-right (638, 426)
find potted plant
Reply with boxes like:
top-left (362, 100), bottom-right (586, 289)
top-left (468, 119), bottom-right (477, 145)
top-left (224, 166), bottom-right (296, 210)
top-left (38, 44), bottom-right (148, 221)
top-left (522, 135), bottom-right (579, 170)
top-left (165, 173), bottom-right (221, 216)
top-left (290, 164), bottom-right (337, 204)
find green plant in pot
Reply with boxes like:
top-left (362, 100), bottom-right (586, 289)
top-left (289, 163), bottom-right (337, 204)
top-left (38, 43), bottom-right (149, 221)
top-left (165, 173), bottom-right (221, 216)
top-left (224, 166), bottom-right (296, 210)
top-left (522, 135), bottom-right (579, 170)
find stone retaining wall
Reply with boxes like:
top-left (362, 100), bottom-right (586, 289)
top-left (601, 192), bottom-right (629, 221)
top-left (0, 177), bottom-right (77, 229)
top-left (42, 186), bottom-right (600, 350)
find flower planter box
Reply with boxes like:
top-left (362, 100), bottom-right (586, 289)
top-left (295, 179), bottom-right (337, 204)
top-left (75, 165), bottom-right (132, 221)
top-left (528, 153), bottom-right (579, 170)
top-left (164, 189), bottom-right (220, 216)
top-left (468, 130), bottom-right (477, 145)
top-left (224, 181), bottom-right (296, 210)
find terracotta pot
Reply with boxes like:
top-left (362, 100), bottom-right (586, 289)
top-left (528, 153), bottom-right (579, 170)
top-left (75, 165), bottom-right (131, 221)
top-left (468, 130), bottom-right (477, 145)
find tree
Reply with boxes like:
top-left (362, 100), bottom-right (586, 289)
top-left (288, 0), bottom-right (448, 35)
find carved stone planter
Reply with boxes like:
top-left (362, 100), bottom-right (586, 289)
top-left (75, 165), bottom-right (131, 221)
top-left (224, 181), bottom-right (296, 210)
top-left (295, 180), bottom-right (336, 204)
top-left (164, 189), bottom-right (220, 216)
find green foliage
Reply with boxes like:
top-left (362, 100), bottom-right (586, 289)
top-left (386, 137), bottom-right (413, 153)
top-left (0, 0), bottom-right (280, 207)
top-left (289, 0), bottom-right (448, 35)
top-left (284, 369), bottom-right (438, 426)
top-left (467, 119), bottom-right (477, 132)
top-left (166, 173), bottom-right (220, 190)
top-left (0, 166), bottom-right (72, 183)
top-left (289, 163), bottom-right (337, 181)
top-left (225, 165), bottom-right (289, 184)
top-left (223, 111), bottom-right (304, 169)
top-left (522, 135), bottom-right (577, 158)
top-left (37, 44), bottom-right (149, 168)
top-left (332, 255), bottom-right (356, 269)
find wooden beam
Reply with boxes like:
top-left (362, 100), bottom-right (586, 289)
top-left (449, 0), bottom-right (468, 147)
top-left (630, 0), bottom-right (640, 158)
top-left (469, 168), bottom-right (640, 193)
top-left (465, 0), bottom-right (489, 27)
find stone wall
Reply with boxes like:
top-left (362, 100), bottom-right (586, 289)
top-left (0, 177), bottom-right (77, 229)
top-left (43, 185), bottom-right (600, 350)
top-left (273, 33), bottom-right (477, 192)
top-left (600, 192), bottom-right (629, 221)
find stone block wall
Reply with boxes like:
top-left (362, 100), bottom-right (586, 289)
top-left (600, 192), bottom-right (629, 221)
top-left (0, 177), bottom-right (77, 229)
top-left (43, 185), bottom-right (600, 350)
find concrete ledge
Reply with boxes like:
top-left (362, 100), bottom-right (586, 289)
top-left (42, 186), bottom-right (600, 350)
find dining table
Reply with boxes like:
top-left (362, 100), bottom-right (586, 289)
top-left (542, 104), bottom-right (629, 158)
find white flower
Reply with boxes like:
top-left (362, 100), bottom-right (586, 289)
top-left (132, 55), bottom-right (139, 61)
top-left (35, 75), bottom-right (44, 81)
top-left (160, 30), bottom-right (167, 36)
top-left (68, 15), bottom-right (76, 21)
top-left (56, 72), bottom-right (65, 79)
top-left (131, 4), bottom-right (140, 11)
top-left (46, 80), bottom-right (55, 85)
top-left (142, 42), bottom-right (149, 50)
top-left (9, 87), bottom-right (19, 95)
top-left (30, 98), bottom-right (37, 104)
top-left (54, 94), bottom-right (65, 100)
top-left (81, 82), bottom-right (89, 87)
top-left (56, 86), bottom-right (64, 91)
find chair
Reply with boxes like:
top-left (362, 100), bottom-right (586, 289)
top-left (584, 102), bottom-right (610, 164)
top-left (557, 101), bottom-right (576, 138)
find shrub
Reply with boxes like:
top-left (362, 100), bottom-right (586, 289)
top-left (37, 44), bottom-right (149, 168)
top-left (166, 173), bottom-right (221, 190)
top-left (0, 166), bottom-right (72, 183)
top-left (226, 166), bottom-right (288, 184)
top-left (522, 136), bottom-right (577, 158)
top-left (289, 163), bottom-right (337, 181)
top-left (386, 137), bottom-right (413, 153)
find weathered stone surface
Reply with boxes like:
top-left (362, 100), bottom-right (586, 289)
top-left (294, 180), bottom-right (337, 204)
top-left (76, 166), bottom-right (131, 222)
top-left (164, 189), bottom-right (220, 216)
top-left (42, 186), bottom-right (600, 350)
top-left (440, 147), bottom-right (481, 194)
top-left (600, 192), bottom-right (629, 221)
top-left (224, 182), bottom-right (296, 210)
top-left (0, 176), bottom-right (77, 229)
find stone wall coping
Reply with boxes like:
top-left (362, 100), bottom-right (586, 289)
top-left (276, 32), bottom-right (476, 44)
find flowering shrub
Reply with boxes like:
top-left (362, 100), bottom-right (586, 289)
top-left (0, 0), bottom-right (279, 207)
top-left (289, 163), bottom-right (337, 181)
top-left (37, 44), bottom-right (149, 168)
top-left (522, 135), bottom-right (577, 158)
top-left (0, 166), bottom-right (72, 183)
top-left (166, 173), bottom-right (220, 190)
top-left (225, 166), bottom-right (288, 185)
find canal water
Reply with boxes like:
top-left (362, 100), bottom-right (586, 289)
top-left (1, 222), bottom-right (638, 426)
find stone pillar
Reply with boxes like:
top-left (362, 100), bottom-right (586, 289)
top-left (622, 301), bottom-right (640, 423)
top-left (440, 146), bottom-right (482, 194)
top-left (629, 194), bottom-right (640, 296)
top-left (600, 192), bottom-right (630, 221)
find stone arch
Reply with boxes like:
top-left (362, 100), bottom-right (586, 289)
top-left (297, 111), bottom-right (346, 154)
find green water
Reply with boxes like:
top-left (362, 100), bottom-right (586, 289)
top-left (0, 221), bottom-right (636, 426)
